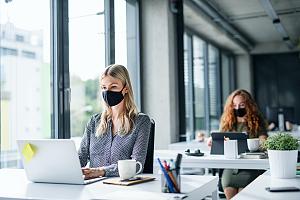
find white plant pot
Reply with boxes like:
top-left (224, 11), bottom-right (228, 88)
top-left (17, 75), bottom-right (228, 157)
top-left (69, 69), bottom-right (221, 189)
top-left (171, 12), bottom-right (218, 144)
top-left (268, 150), bottom-right (298, 178)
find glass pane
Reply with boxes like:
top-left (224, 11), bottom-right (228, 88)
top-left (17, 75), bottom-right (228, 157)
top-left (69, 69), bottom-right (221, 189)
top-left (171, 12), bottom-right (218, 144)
top-left (208, 45), bottom-right (219, 131)
top-left (184, 33), bottom-right (193, 141)
top-left (221, 53), bottom-right (230, 107)
top-left (0, 0), bottom-right (51, 168)
top-left (69, 1), bottom-right (105, 148)
top-left (193, 37), bottom-right (205, 134)
top-left (115, 0), bottom-right (127, 66)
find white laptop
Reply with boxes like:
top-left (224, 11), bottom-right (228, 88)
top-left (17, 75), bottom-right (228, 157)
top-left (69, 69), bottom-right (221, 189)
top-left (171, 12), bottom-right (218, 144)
top-left (17, 139), bottom-right (106, 185)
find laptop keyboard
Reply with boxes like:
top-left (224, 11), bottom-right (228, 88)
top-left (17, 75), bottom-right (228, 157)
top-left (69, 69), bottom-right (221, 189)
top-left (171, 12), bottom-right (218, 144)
top-left (84, 176), bottom-right (106, 184)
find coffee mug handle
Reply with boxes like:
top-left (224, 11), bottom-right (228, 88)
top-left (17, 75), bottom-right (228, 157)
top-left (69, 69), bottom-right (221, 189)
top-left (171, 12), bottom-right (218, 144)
top-left (136, 161), bottom-right (143, 174)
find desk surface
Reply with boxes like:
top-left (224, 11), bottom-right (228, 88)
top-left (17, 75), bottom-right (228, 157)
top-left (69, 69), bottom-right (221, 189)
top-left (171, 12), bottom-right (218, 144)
top-left (233, 171), bottom-right (300, 200)
top-left (0, 169), bottom-right (218, 200)
top-left (155, 150), bottom-right (270, 170)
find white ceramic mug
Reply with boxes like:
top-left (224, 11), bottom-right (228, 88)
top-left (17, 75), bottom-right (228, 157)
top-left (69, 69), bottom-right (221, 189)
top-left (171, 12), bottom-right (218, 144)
top-left (247, 138), bottom-right (260, 152)
top-left (118, 159), bottom-right (143, 180)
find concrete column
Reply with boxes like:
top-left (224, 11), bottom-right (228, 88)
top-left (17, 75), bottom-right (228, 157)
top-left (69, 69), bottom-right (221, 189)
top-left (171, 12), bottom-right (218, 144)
top-left (236, 54), bottom-right (253, 94)
top-left (140, 0), bottom-right (179, 149)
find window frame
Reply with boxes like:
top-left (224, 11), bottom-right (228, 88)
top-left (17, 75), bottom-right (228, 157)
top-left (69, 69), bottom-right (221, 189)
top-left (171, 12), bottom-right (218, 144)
top-left (183, 27), bottom-right (234, 140)
top-left (51, 0), bottom-right (70, 139)
top-left (52, 0), bottom-right (141, 139)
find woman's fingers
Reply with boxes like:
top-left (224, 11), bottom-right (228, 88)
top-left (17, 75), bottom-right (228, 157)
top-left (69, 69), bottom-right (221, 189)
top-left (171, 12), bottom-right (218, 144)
top-left (82, 168), bottom-right (92, 175)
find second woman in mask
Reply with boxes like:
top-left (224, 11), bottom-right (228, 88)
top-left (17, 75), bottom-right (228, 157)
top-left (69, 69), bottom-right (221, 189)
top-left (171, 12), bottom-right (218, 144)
top-left (214, 89), bottom-right (268, 199)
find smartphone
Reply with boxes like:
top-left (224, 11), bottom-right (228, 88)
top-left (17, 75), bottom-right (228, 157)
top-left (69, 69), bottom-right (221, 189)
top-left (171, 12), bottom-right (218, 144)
top-left (265, 186), bottom-right (300, 192)
top-left (120, 177), bottom-right (142, 182)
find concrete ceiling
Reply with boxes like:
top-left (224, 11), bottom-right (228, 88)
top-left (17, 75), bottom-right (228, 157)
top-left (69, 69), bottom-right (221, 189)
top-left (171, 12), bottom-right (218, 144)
top-left (184, 0), bottom-right (300, 54)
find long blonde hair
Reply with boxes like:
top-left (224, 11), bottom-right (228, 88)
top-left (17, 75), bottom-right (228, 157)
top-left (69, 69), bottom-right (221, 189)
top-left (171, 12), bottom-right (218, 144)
top-left (220, 89), bottom-right (266, 137)
top-left (96, 64), bottom-right (138, 136)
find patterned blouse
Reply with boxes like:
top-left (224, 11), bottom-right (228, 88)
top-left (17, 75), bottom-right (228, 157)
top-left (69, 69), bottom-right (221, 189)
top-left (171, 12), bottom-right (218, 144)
top-left (78, 113), bottom-right (151, 177)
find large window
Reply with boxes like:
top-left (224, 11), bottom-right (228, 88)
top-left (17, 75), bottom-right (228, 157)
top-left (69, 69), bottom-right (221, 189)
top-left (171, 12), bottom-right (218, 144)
top-left (69, 0), bottom-right (139, 146)
top-left (69, 1), bottom-right (105, 144)
top-left (0, 0), bottom-right (51, 168)
top-left (183, 31), bottom-right (231, 140)
top-left (0, 0), bottom-right (141, 167)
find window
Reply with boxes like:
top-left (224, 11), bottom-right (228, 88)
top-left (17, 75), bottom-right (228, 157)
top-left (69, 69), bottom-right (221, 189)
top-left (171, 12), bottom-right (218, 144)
top-left (15, 34), bottom-right (24, 42)
top-left (184, 33), bottom-right (194, 141)
top-left (1, 0), bottom-right (141, 167)
top-left (115, 0), bottom-right (140, 108)
top-left (69, 1), bottom-right (105, 145)
top-left (22, 50), bottom-right (36, 59)
top-left (114, 0), bottom-right (127, 65)
top-left (208, 45), bottom-right (220, 131)
top-left (193, 37), bottom-right (206, 135)
top-left (0, 0), bottom-right (51, 168)
top-left (69, 0), bottom-right (140, 147)
top-left (183, 31), bottom-right (225, 140)
top-left (0, 64), bottom-right (5, 84)
top-left (221, 53), bottom-right (235, 107)
top-left (0, 47), bottom-right (18, 56)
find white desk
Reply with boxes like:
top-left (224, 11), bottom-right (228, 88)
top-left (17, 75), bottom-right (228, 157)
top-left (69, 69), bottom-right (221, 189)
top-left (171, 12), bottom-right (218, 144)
top-left (168, 140), bottom-right (210, 152)
top-left (232, 171), bottom-right (300, 200)
top-left (155, 150), bottom-right (269, 170)
top-left (0, 169), bottom-right (218, 200)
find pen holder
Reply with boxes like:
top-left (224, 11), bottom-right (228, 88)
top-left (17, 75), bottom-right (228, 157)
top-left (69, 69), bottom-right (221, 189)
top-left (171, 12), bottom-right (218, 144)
top-left (161, 168), bottom-right (181, 193)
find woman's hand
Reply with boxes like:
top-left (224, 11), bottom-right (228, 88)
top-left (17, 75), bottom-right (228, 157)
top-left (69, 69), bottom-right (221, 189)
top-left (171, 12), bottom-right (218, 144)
top-left (207, 137), bottom-right (212, 147)
top-left (82, 167), bottom-right (105, 179)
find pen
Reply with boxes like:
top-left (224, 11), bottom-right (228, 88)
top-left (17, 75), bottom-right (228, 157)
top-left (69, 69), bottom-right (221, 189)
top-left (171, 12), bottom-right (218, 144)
top-left (169, 159), bottom-right (175, 170)
top-left (175, 153), bottom-right (182, 174)
top-left (157, 158), bottom-right (175, 193)
top-left (168, 170), bottom-right (180, 192)
top-left (163, 160), bottom-right (170, 170)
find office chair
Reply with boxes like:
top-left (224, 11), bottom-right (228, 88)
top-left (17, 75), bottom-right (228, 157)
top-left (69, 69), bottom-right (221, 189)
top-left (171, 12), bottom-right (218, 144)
top-left (143, 119), bottom-right (155, 173)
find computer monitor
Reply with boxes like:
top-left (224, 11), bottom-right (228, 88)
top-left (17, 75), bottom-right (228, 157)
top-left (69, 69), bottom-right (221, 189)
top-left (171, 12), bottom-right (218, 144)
top-left (266, 106), bottom-right (295, 130)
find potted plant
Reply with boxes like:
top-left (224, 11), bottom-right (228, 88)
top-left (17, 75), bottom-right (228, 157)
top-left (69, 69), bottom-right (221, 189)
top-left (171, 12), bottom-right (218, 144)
top-left (264, 132), bottom-right (299, 178)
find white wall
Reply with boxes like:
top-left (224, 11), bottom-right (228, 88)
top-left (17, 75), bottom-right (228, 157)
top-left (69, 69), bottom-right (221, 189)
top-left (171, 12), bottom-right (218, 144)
top-left (140, 0), bottom-right (179, 149)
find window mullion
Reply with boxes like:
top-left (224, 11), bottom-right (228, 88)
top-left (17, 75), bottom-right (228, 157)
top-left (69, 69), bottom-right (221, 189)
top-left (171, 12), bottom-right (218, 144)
top-left (51, 0), bottom-right (70, 139)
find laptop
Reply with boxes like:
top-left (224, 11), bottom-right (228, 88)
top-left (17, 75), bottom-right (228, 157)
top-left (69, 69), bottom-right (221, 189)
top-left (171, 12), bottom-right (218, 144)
top-left (17, 139), bottom-right (106, 185)
top-left (210, 132), bottom-right (249, 155)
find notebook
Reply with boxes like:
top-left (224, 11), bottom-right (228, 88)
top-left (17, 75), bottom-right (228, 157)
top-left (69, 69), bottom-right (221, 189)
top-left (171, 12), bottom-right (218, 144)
top-left (103, 176), bottom-right (155, 186)
top-left (17, 139), bottom-right (106, 185)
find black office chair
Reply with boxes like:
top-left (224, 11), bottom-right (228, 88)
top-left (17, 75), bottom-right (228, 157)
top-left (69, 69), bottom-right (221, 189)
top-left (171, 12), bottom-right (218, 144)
top-left (143, 119), bottom-right (155, 173)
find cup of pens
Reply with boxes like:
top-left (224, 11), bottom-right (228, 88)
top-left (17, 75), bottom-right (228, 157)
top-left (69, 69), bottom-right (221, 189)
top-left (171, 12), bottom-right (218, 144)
top-left (157, 154), bottom-right (182, 193)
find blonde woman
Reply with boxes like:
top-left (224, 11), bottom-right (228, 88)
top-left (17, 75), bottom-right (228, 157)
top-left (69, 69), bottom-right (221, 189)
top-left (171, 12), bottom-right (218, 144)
top-left (78, 64), bottom-right (151, 178)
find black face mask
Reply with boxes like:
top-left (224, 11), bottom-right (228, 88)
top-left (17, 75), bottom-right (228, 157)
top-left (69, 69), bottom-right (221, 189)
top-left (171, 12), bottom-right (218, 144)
top-left (102, 85), bottom-right (125, 107)
top-left (234, 108), bottom-right (247, 117)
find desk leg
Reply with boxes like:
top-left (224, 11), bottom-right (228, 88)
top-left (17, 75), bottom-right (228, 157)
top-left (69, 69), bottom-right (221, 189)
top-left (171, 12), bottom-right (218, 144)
top-left (205, 168), bottom-right (209, 175)
top-left (211, 189), bottom-right (218, 200)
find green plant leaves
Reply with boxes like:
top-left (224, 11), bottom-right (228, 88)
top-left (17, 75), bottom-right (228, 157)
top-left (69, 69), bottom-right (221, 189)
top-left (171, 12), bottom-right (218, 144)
top-left (263, 132), bottom-right (299, 150)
